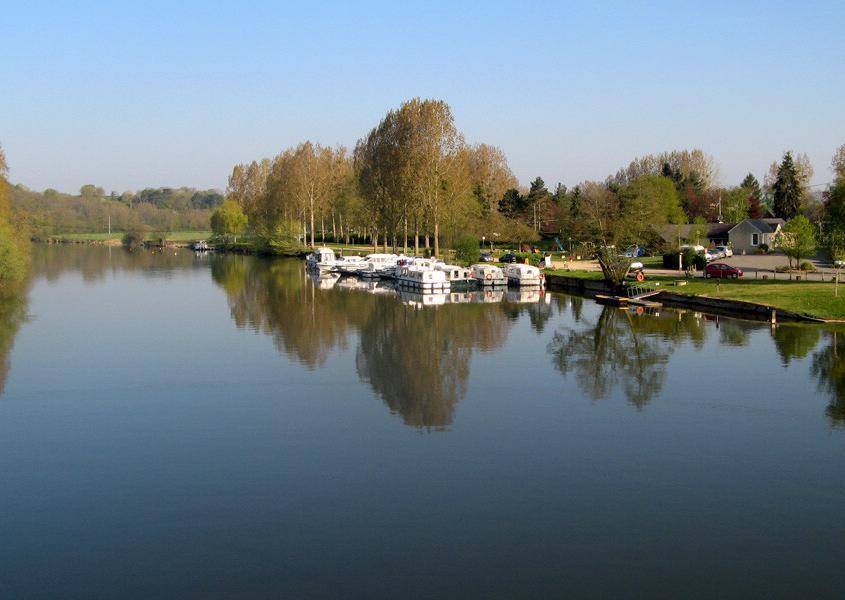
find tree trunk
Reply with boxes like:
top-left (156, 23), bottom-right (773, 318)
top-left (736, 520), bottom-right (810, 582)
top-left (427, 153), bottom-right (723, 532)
top-left (434, 221), bottom-right (440, 257)
top-left (414, 222), bottom-right (419, 256)
top-left (332, 212), bottom-right (337, 243)
top-left (403, 216), bottom-right (408, 255)
top-left (309, 198), bottom-right (315, 247)
top-left (425, 234), bottom-right (429, 249)
top-left (321, 213), bottom-right (325, 243)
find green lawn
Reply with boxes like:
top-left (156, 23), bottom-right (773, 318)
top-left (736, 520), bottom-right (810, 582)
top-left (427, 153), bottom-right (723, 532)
top-left (542, 269), bottom-right (845, 320)
top-left (55, 231), bottom-right (211, 242)
top-left (654, 278), bottom-right (845, 320)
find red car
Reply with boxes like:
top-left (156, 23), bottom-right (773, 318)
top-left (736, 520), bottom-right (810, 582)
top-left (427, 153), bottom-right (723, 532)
top-left (704, 263), bottom-right (743, 279)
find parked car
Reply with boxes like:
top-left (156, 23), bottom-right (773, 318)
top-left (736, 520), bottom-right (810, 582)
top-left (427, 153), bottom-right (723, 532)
top-left (499, 252), bottom-right (519, 263)
top-left (715, 245), bottom-right (733, 257)
top-left (479, 252), bottom-right (495, 262)
top-left (705, 248), bottom-right (724, 261)
top-left (704, 263), bottom-right (743, 279)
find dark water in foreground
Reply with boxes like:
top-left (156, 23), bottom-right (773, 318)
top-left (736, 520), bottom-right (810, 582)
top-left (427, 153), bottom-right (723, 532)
top-left (2, 245), bottom-right (845, 599)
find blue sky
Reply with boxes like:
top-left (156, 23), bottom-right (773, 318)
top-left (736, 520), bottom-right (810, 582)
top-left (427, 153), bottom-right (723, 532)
top-left (2, 0), bottom-right (843, 193)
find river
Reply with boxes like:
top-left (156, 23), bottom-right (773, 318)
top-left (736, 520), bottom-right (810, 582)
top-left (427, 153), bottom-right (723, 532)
top-left (1, 245), bottom-right (844, 598)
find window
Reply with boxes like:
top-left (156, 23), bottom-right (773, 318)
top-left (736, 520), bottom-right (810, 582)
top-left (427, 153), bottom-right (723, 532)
top-left (751, 233), bottom-right (759, 246)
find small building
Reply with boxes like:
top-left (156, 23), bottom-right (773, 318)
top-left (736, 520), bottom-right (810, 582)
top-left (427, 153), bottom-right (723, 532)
top-left (728, 219), bottom-right (785, 253)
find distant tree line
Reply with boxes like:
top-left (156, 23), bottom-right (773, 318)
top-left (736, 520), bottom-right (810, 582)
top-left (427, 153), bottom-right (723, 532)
top-left (10, 184), bottom-right (222, 237)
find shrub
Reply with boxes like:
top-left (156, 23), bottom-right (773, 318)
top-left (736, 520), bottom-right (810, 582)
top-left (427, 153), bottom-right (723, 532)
top-left (453, 235), bottom-right (480, 265)
top-left (121, 228), bottom-right (146, 250)
top-left (663, 249), bottom-right (706, 270)
top-left (758, 243), bottom-right (769, 253)
top-left (799, 261), bottom-right (816, 271)
top-left (775, 265), bottom-right (791, 273)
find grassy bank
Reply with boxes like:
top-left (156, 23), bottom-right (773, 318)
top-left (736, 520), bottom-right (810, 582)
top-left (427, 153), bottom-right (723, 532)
top-left (52, 231), bottom-right (212, 242)
top-left (544, 268), bottom-right (845, 320)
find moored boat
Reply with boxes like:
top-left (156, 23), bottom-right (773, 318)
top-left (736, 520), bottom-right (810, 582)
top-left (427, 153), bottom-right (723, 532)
top-left (502, 263), bottom-right (545, 287)
top-left (434, 263), bottom-right (476, 289)
top-left (395, 264), bottom-right (450, 292)
top-left (470, 263), bottom-right (507, 286)
top-left (306, 246), bottom-right (338, 271)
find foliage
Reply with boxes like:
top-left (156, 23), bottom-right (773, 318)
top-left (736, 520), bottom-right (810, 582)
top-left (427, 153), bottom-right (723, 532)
top-left (121, 227), bottom-right (146, 250)
top-left (799, 261), bottom-right (816, 271)
top-left (741, 173), bottom-right (764, 218)
top-left (210, 200), bottom-right (248, 242)
top-left (0, 146), bottom-right (29, 288)
top-left (618, 175), bottom-right (685, 245)
top-left (832, 143), bottom-right (845, 180)
top-left (10, 185), bottom-right (213, 235)
top-left (688, 217), bottom-right (708, 245)
top-left (780, 215), bottom-right (816, 268)
top-left (453, 235), bottom-right (480, 265)
top-left (663, 249), bottom-right (706, 270)
top-left (772, 152), bottom-right (805, 219)
top-left (722, 187), bottom-right (751, 223)
top-left (758, 243), bottom-right (769, 253)
top-left (609, 149), bottom-right (716, 190)
top-left (595, 245), bottom-right (631, 287)
top-left (254, 220), bottom-right (308, 256)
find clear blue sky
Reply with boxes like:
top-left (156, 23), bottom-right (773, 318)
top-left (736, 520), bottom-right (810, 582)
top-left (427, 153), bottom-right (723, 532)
top-left (2, 0), bottom-right (843, 193)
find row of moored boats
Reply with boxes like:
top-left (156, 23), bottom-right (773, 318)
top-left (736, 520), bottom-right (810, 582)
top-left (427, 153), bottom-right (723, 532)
top-left (306, 247), bottom-right (544, 291)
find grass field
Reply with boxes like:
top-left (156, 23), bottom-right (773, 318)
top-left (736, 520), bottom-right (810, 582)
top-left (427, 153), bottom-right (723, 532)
top-left (544, 268), bottom-right (845, 320)
top-left (658, 279), bottom-right (845, 321)
top-left (55, 231), bottom-right (211, 242)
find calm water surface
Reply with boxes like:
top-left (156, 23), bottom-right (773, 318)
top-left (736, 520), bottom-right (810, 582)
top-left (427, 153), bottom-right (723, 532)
top-left (2, 245), bottom-right (845, 599)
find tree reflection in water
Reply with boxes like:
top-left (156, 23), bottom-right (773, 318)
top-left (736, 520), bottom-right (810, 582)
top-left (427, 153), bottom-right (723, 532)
top-left (811, 330), bottom-right (845, 427)
top-left (0, 284), bottom-right (28, 396)
top-left (211, 256), bottom-right (512, 429)
top-left (547, 307), bottom-right (671, 408)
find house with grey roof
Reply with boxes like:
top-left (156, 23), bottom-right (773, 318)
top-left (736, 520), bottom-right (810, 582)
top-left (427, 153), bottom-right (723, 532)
top-left (728, 218), bottom-right (786, 253)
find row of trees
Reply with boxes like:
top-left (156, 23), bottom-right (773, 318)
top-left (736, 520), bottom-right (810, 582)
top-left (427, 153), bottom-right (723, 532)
top-left (219, 105), bottom-right (837, 258)
top-left (221, 99), bottom-right (537, 254)
top-left (10, 185), bottom-right (216, 237)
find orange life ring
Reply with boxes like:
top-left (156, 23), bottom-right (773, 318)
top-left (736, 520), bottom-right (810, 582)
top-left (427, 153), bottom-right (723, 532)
top-left (635, 271), bottom-right (645, 282)
top-left (485, 273), bottom-right (492, 280)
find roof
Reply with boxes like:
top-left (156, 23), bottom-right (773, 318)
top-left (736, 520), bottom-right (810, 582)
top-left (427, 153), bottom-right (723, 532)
top-left (729, 218), bottom-right (785, 234)
top-left (654, 223), bottom-right (735, 243)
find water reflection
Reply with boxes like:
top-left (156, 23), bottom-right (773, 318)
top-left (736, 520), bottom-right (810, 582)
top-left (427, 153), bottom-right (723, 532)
top-left (548, 307), bottom-right (671, 408)
top-left (211, 256), bottom-right (514, 428)
top-left (0, 284), bottom-right (28, 395)
top-left (811, 330), bottom-right (845, 427)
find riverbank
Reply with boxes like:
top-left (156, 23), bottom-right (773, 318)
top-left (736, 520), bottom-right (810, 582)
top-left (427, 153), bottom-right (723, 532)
top-left (544, 271), bottom-right (845, 322)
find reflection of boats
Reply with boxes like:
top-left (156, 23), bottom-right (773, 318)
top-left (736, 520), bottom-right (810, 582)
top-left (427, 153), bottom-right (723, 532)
top-left (502, 263), bottom-right (545, 287)
top-left (471, 264), bottom-right (507, 286)
top-left (192, 240), bottom-right (210, 251)
top-left (435, 263), bottom-right (476, 289)
top-left (504, 289), bottom-right (543, 303)
top-left (399, 290), bottom-right (448, 307)
top-left (308, 271), bottom-right (340, 290)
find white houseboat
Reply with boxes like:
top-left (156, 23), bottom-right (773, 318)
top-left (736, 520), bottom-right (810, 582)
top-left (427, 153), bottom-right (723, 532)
top-left (395, 264), bottom-right (450, 292)
top-left (434, 263), bottom-right (476, 289)
top-left (471, 263), bottom-right (507, 286)
top-left (502, 263), bottom-right (545, 287)
top-left (358, 254), bottom-right (401, 278)
top-left (306, 247), bottom-right (338, 272)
